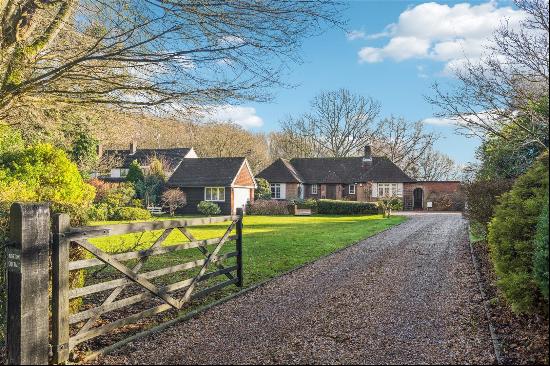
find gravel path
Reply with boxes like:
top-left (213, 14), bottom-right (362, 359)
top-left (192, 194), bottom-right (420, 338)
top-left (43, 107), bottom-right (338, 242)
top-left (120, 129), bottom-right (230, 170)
top-left (98, 213), bottom-right (495, 365)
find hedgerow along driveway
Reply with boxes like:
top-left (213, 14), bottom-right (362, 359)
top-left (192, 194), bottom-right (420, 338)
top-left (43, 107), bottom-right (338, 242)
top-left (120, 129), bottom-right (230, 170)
top-left (98, 212), bottom-right (495, 365)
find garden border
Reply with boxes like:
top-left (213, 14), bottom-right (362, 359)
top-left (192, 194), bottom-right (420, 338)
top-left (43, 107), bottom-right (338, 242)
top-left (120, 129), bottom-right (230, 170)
top-left (86, 216), bottom-right (409, 363)
top-left (466, 224), bottom-right (503, 365)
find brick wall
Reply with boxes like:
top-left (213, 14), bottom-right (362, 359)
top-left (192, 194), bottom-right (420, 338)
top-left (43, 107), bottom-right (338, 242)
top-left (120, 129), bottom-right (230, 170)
top-left (403, 181), bottom-right (463, 211)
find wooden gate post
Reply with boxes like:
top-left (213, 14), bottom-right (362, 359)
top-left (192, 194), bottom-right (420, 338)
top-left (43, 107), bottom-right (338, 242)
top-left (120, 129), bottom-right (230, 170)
top-left (7, 203), bottom-right (50, 365)
top-left (236, 208), bottom-right (244, 287)
top-left (52, 213), bottom-right (71, 364)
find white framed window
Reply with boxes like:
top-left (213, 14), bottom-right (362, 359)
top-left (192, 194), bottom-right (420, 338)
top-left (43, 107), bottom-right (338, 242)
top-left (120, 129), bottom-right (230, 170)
top-left (311, 184), bottom-right (318, 194)
top-left (349, 184), bottom-right (356, 194)
top-left (378, 183), bottom-right (399, 197)
top-left (205, 187), bottom-right (225, 202)
top-left (271, 183), bottom-right (282, 199)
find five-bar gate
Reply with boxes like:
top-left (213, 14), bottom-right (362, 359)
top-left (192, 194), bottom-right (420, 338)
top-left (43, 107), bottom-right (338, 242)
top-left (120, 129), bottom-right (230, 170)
top-left (6, 203), bottom-right (244, 364)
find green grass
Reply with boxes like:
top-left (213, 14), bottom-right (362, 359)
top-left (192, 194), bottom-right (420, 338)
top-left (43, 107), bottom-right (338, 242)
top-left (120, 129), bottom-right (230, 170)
top-left (88, 214), bottom-right (405, 285)
top-left (81, 214), bottom-right (406, 322)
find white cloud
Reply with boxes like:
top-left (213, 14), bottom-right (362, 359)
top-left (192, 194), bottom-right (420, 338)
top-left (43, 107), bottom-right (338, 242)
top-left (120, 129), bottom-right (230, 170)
top-left (346, 30), bottom-right (367, 41)
top-left (357, 1), bottom-right (526, 71)
top-left (422, 116), bottom-right (462, 126)
top-left (203, 105), bottom-right (264, 129)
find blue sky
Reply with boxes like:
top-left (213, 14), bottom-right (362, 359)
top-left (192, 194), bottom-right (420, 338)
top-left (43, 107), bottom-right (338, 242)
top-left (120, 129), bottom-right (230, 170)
top-left (209, 1), bottom-right (524, 165)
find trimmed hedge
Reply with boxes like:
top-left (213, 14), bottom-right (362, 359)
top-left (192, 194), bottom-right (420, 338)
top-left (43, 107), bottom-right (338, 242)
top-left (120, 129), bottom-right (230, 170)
top-left (247, 199), bottom-right (290, 215)
top-left (317, 199), bottom-right (379, 215)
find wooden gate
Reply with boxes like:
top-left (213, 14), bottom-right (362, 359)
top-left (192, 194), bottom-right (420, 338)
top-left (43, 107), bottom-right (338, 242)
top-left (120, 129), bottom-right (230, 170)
top-left (50, 210), bottom-right (243, 363)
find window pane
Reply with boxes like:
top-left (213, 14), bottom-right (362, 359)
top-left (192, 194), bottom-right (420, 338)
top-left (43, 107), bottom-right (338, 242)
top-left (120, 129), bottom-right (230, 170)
top-left (206, 188), bottom-right (211, 201)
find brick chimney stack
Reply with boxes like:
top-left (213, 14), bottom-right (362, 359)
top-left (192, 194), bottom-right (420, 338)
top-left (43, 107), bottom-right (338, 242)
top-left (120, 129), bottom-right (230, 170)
top-left (130, 141), bottom-right (137, 155)
top-left (363, 145), bottom-right (373, 165)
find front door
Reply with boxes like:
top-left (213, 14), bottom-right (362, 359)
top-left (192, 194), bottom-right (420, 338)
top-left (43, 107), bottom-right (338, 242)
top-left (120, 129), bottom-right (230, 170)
top-left (413, 188), bottom-right (423, 209)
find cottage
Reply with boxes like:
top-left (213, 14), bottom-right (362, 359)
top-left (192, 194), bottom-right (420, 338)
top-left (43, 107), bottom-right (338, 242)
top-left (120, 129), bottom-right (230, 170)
top-left (96, 141), bottom-right (198, 181)
top-left (257, 146), bottom-right (462, 211)
top-left (167, 157), bottom-right (256, 215)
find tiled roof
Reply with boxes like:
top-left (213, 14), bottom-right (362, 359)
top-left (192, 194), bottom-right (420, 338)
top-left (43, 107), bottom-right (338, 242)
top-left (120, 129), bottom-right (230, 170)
top-left (102, 148), bottom-right (192, 169)
top-left (167, 157), bottom-right (247, 187)
top-left (258, 156), bottom-right (413, 184)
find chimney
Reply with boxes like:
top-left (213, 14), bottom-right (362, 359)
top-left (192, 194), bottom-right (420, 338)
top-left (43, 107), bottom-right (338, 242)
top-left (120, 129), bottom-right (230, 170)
top-left (96, 144), bottom-right (103, 158)
top-left (363, 145), bottom-right (372, 165)
top-left (130, 141), bottom-right (137, 155)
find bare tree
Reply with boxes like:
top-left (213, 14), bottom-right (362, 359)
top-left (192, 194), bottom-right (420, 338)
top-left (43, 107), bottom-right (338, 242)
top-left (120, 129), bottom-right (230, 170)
top-left (279, 89), bottom-right (381, 157)
top-left (373, 116), bottom-right (439, 176)
top-left (268, 130), bottom-right (321, 159)
top-left (429, 0), bottom-right (549, 149)
top-left (0, 1), bottom-right (343, 119)
top-left (161, 188), bottom-right (186, 216)
top-left (413, 148), bottom-right (462, 181)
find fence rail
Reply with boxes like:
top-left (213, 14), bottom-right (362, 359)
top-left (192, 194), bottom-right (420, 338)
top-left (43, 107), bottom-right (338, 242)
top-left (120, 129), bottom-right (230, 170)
top-left (6, 203), bottom-right (244, 364)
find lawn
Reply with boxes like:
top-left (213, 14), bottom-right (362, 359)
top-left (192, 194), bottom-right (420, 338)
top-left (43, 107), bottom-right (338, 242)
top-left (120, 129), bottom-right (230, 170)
top-left (78, 214), bottom-right (406, 329)
top-left (87, 214), bottom-right (406, 287)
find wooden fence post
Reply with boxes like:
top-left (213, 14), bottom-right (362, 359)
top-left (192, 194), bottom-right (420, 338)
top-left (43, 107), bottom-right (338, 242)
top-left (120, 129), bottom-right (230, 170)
top-left (7, 203), bottom-right (50, 365)
top-left (236, 208), bottom-right (243, 287)
top-left (52, 213), bottom-right (71, 364)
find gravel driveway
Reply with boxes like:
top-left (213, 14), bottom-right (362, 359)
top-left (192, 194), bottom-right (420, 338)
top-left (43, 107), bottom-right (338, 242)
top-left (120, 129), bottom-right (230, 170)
top-left (98, 213), bottom-right (495, 365)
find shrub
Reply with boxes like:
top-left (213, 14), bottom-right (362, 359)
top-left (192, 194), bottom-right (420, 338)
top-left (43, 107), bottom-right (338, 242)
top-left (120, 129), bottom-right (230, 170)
top-left (126, 159), bottom-right (144, 183)
top-left (197, 201), bottom-right (221, 216)
top-left (254, 178), bottom-right (271, 200)
top-left (533, 197), bottom-right (549, 302)
top-left (247, 199), bottom-right (290, 215)
top-left (88, 204), bottom-right (109, 221)
top-left (317, 199), bottom-right (379, 215)
top-left (488, 152), bottom-right (549, 313)
top-left (297, 198), bottom-right (318, 212)
top-left (112, 206), bottom-right (152, 221)
top-left (463, 179), bottom-right (513, 234)
top-left (161, 189), bottom-right (187, 216)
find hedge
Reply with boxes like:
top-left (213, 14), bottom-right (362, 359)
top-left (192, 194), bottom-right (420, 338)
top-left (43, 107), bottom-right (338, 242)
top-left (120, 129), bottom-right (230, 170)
top-left (534, 197), bottom-right (549, 302)
top-left (316, 199), bottom-right (379, 215)
top-left (488, 152), bottom-right (549, 313)
top-left (247, 199), bottom-right (290, 215)
top-left (112, 207), bottom-right (152, 221)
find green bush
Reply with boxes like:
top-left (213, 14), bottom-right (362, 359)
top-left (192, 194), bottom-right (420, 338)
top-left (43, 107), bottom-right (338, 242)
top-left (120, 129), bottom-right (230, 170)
top-left (0, 139), bottom-right (95, 346)
top-left (463, 179), bottom-right (514, 235)
top-left (197, 201), bottom-right (221, 216)
top-left (88, 204), bottom-right (109, 221)
top-left (254, 178), bottom-right (272, 200)
top-left (112, 207), bottom-right (152, 221)
top-left (534, 197), bottom-right (549, 301)
top-left (317, 199), bottom-right (379, 215)
top-left (247, 199), bottom-right (290, 215)
top-left (488, 152), bottom-right (549, 313)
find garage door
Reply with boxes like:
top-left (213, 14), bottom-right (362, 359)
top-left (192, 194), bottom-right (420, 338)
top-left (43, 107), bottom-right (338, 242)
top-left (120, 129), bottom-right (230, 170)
top-left (233, 188), bottom-right (251, 214)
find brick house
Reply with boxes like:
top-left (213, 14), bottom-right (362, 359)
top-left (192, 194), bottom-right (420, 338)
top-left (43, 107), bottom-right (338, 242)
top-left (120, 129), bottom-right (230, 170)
top-left (257, 146), bottom-right (463, 211)
top-left (167, 157), bottom-right (256, 215)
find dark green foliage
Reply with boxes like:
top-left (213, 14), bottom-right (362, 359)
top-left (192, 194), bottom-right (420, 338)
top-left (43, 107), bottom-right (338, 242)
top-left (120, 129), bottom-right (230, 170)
top-left (476, 98), bottom-right (548, 181)
top-left (126, 160), bottom-right (144, 183)
top-left (112, 207), bottom-right (152, 221)
top-left (63, 123), bottom-right (99, 177)
top-left (463, 179), bottom-right (514, 235)
top-left (488, 153), bottom-right (549, 313)
top-left (197, 201), bottom-right (221, 216)
top-left (254, 178), bottom-right (271, 200)
top-left (534, 197), bottom-right (549, 301)
top-left (317, 199), bottom-right (379, 215)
